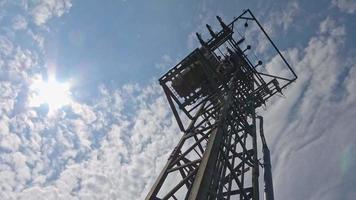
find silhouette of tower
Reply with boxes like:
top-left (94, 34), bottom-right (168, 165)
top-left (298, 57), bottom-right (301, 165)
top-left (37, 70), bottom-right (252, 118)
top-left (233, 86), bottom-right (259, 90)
top-left (146, 9), bottom-right (297, 200)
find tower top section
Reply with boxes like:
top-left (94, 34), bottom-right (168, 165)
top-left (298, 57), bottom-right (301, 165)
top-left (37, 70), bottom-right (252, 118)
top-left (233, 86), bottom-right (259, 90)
top-left (159, 9), bottom-right (297, 131)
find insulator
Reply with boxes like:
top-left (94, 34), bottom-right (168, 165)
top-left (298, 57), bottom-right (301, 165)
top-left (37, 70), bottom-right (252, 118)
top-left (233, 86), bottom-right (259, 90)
top-left (206, 24), bottom-right (216, 38)
top-left (196, 32), bottom-right (207, 47)
top-left (216, 16), bottom-right (229, 30)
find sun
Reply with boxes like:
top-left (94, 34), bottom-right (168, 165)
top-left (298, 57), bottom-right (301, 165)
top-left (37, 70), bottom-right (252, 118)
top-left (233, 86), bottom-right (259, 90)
top-left (30, 75), bottom-right (72, 114)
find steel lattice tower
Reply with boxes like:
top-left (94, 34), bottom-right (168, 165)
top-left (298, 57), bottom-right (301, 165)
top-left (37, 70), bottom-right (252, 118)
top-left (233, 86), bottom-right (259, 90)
top-left (146, 10), bottom-right (297, 200)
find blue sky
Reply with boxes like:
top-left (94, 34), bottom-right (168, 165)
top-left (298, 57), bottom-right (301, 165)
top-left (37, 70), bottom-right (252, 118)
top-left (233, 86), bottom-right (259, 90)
top-left (0, 0), bottom-right (356, 199)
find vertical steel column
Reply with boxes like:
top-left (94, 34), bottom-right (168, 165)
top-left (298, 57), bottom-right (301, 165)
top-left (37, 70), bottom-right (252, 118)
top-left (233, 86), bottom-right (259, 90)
top-left (251, 111), bottom-right (259, 200)
top-left (188, 82), bottom-right (234, 200)
top-left (257, 116), bottom-right (274, 200)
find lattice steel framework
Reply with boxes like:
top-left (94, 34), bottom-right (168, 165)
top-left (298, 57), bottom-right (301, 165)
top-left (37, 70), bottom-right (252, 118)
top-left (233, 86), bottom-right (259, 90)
top-left (146, 9), bottom-right (297, 200)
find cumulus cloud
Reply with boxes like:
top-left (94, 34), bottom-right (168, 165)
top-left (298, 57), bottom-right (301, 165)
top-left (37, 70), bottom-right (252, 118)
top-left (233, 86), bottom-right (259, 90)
top-left (0, 83), bottom-right (179, 200)
top-left (30, 0), bottom-right (72, 26)
top-left (332, 0), bottom-right (356, 14)
top-left (319, 17), bottom-right (346, 36)
top-left (1, 40), bottom-right (180, 198)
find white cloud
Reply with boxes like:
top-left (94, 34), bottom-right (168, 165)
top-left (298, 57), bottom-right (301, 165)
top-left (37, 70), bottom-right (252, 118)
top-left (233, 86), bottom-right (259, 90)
top-left (319, 17), bottom-right (345, 36)
top-left (332, 0), bottom-right (356, 14)
top-left (30, 0), bottom-right (72, 26)
top-left (264, 0), bottom-right (300, 34)
top-left (262, 16), bottom-right (356, 199)
top-left (0, 82), bottom-right (20, 115)
top-left (240, 1), bottom-right (300, 55)
top-left (0, 36), bottom-right (14, 57)
top-left (0, 77), bottom-right (180, 199)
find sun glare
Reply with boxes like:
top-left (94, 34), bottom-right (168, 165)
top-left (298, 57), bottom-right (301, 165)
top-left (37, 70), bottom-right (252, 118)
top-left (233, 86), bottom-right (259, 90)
top-left (30, 76), bottom-right (72, 114)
